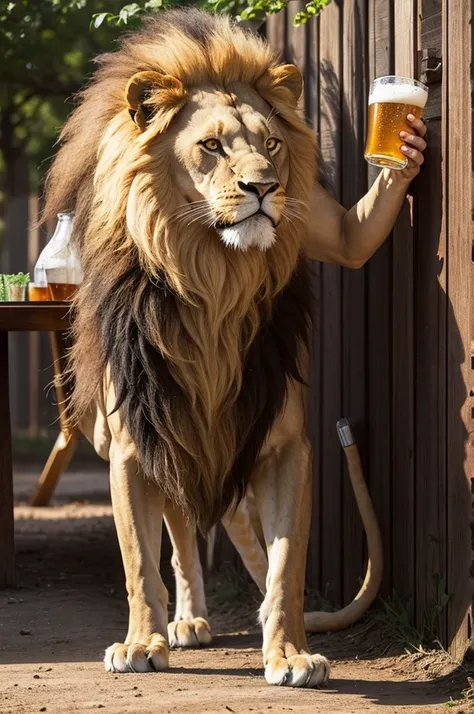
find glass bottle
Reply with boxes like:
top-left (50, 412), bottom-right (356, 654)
top-left (33, 212), bottom-right (83, 301)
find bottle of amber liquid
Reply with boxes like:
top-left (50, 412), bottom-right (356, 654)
top-left (33, 213), bottom-right (83, 301)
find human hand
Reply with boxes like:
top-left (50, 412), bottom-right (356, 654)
top-left (396, 114), bottom-right (428, 181)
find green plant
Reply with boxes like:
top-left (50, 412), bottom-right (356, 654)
top-left (240, 0), bottom-right (332, 25)
top-left (305, 585), bottom-right (334, 613)
top-left (92, 0), bottom-right (332, 30)
top-left (444, 699), bottom-right (458, 708)
top-left (5, 272), bottom-right (30, 287)
top-left (0, 275), bottom-right (6, 301)
top-left (375, 577), bottom-right (451, 653)
top-left (206, 566), bottom-right (260, 610)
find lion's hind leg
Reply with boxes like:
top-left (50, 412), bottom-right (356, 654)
top-left (164, 502), bottom-right (212, 648)
top-left (221, 491), bottom-right (268, 594)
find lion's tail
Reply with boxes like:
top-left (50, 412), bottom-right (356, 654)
top-left (303, 419), bottom-right (383, 632)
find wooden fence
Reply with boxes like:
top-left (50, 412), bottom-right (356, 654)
top-left (266, 0), bottom-right (473, 657)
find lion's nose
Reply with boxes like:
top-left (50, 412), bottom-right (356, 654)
top-left (238, 180), bottom-right (280, 198)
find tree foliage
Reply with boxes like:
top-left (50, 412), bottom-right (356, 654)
top-left (92, 0), bottom-right (331, 29)
top-left (0, 0), bottom-right (123, 189)
top-left (0, 0), bottom-right (331, 204)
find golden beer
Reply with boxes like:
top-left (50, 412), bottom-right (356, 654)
top-left (364, 76), bottom-right (428, 169)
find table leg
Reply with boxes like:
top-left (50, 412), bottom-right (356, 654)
top-left (0, 331), bottom-right (15, 587)
top-left (29, 331), bottom-right (78, 506)
top-left (30, 431), bottom-right (78, 507)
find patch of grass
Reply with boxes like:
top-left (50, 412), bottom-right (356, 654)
top-left (375, 576), bottom-right (451, 653)
top-left (206, 566), bottom-right (259, 610)
top-left (305, 584), bottom-right (334, 613)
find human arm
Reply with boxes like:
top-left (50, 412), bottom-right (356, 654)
top-left (304, 115), bottom-right (428, 268)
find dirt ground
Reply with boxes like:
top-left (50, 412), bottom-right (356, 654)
top-left (1, 463), bottom-right (473, 714)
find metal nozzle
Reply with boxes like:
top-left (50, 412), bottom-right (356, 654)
top-left (337, 418), bottom-right (356, 448)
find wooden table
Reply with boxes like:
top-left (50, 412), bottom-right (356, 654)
top-left (0, 304), bottom-right (72, 588)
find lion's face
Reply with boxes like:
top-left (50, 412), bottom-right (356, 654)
top-left (145, 85), bottom-right (291, 252)
top-left (169, 86), bottom-right (290, 251)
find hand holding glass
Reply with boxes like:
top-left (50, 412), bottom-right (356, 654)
top-left (364, 76), bottom-right (428, 170)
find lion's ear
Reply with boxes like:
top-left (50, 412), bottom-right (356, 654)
top-left (257, 64), bottom-right (303, 107)
top-left (126, 71), bottom-right (185, 130)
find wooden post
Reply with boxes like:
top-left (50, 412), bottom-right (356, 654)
top-left (318, 0), bottom-right (344, 605)
top-left (391, 0), bottom-right (416, 609)
top-left (446, 0), bottom-right (473, 660)
top-left (29, 331), bottom-right (78, 507)
top-left (366, 0), bottom-right (393, 599)
top-left (306, 14), bottom-right (322, 593)
top-left (341, 0), bottom-right (368, 604)
top-left (414, 0), bottom-right (447, 642)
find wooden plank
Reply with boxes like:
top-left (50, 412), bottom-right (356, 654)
top-left (318, 0), bottom-right (343, 605)
top-left (286, 2), bottom-right (307, 114)
top-left (391, 0), bottom-right (416, 609)
top-left (303, 14), bottom-right (321, 591)
top-left (307, 262), bottom-right (322, 590)
top-left (414, 0), bottom-right (446, 641)
top-left (341, 0), bottom-right (368, 604)
top-left (0, 331), bottom-right (15, 588)
top-left (0, 304), bottom-right (71, 332)
top-left (287, 5), bottom-right (316, 584)
top-left (305, 15), bottom-right (320, 134)
top-left (445, 0), bottom-right (473, 660)
top-left (366, 0), bottom-right (393, 599)
top-left (420, 12), bottom-right (441, 47)
top-left (265, 9), bottom-right (286, 61)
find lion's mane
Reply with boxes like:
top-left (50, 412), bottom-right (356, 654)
top-left (43, 9), bottom-right (316, 532)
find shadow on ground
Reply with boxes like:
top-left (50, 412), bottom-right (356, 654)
top-left (0, 462), bottom-right (470, 713)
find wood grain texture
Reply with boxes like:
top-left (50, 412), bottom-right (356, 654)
top-left (0, 305), bottom-right (71, 332)
top-left (391, 0), bottom-right (416, 607)
top-left (341, 0), bottom-right (368, 604)
top-left (305, 14), bottom-right (322, 591)
top-left (286, 2), bottom-right (308, 118)
top-left (29, 431), bottom-right (79, 507)
top-left (414, 0), bottom-right (446, 639)
top-left (307, 261), bottom-right (322, 590)
top-left (305, 15), bottom-right (320, 135)
top-left (318, 0), bottom-right (343, 604)
top-left (0, 331), bottom-right (14, 588)
top-left (366, 0), bottom-right (393, 599)
top-left (265, 11), bottom-right (286, 60)
top-left (445, 0), bottom-right (473, 660)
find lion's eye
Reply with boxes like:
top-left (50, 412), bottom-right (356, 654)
top-left (266, 137), bottom-right (281, 154)
top-left (202, 138), bottom-right (222, 152)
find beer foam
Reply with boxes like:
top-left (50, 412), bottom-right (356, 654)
top-left (369, 82), bottom-right (427, 108)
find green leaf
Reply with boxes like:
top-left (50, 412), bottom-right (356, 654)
top-left (144, 0), bottom-right (165, 9)
top-left (91, 12), bottom-right (112, 29)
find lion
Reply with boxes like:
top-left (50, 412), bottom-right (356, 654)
top-left (42, 8), bottom-right (382, 687)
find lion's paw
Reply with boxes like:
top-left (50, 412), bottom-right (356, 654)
top-left (168, 617), bottom-right (212, 648)
top-left (265, 653), bottom-right (330, 688)
top-left (104, 634), bottom-right (169, 673)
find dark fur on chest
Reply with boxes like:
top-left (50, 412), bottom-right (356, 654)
top-left (97, 259), bottom-right (312, 533)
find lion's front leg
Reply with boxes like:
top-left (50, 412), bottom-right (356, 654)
top-left (251, 437), bottom-right (330, 688)
top-left (104, 440), bottom-right (169, 673)
top-left (164, 502), bottom-right (212, 648)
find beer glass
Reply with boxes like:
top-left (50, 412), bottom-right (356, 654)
top-left (364, 76), bottom-right (428, 169)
